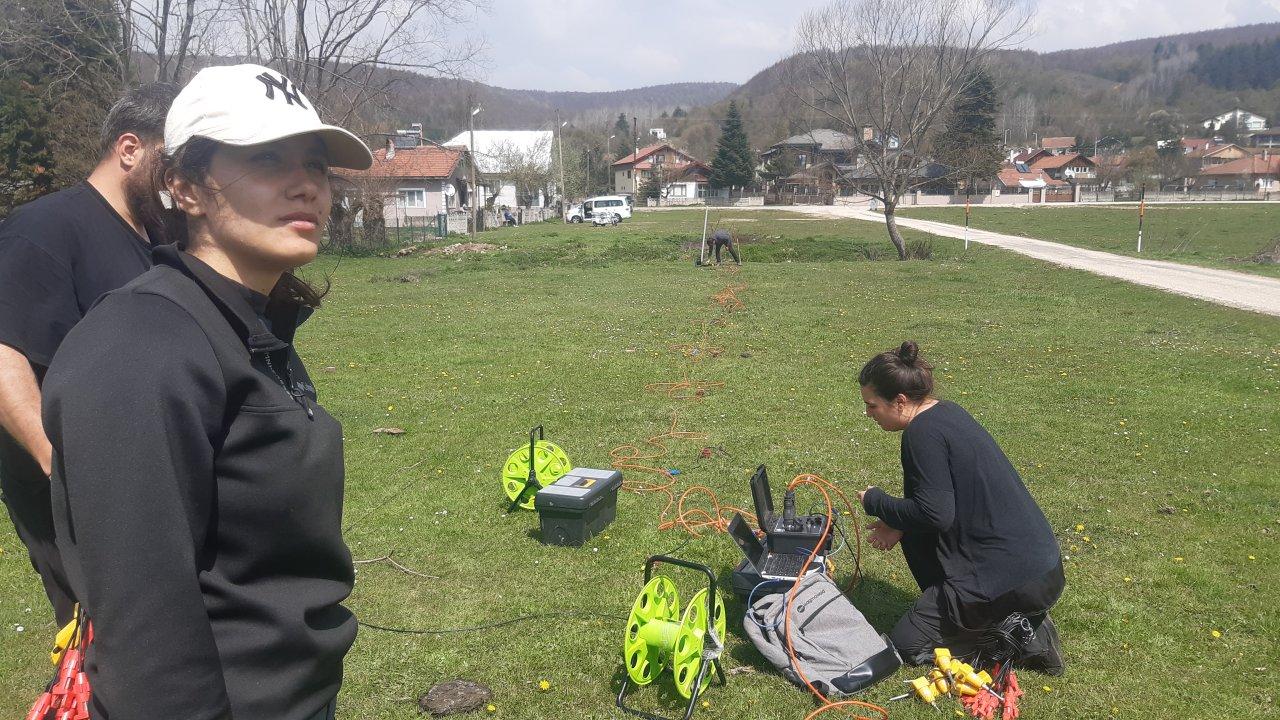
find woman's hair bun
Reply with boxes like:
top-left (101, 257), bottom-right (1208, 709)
top-left (897, 340), bottom-right (919, 365)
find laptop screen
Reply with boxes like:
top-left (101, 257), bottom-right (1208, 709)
top-left (750, 465), bottom-right (774, 524)
top-left (728, 513), bottom-right (765, 568)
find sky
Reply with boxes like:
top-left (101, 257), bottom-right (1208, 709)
top-left (476, 0), bottom-right (1280, 92)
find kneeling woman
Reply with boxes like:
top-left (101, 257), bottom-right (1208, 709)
top-left (43, 65), bottom-right (372, 719)
top-left (856, 342), bottom-right (1065, 675)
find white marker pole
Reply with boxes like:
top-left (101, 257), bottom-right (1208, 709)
top-left (700, 207), bottom-right (709, 265)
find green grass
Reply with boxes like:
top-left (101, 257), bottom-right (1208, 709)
top-left (2, 210), bottom-right (1277, 719)
top-left (899, 204), bottom-right (1280, 278)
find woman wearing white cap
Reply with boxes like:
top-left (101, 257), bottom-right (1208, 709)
top-left (42, 64), bottom-right (373, 720)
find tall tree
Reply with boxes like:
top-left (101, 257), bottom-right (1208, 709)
top-left (759, 149), bottom-right (798, 190)
top-left (709, 101), bottom-right (755, 189)
top-left (794, 0), bottom-right (1032, 259)
top-left (613, 113), bottom-right (632, 159)
top-left (933, 68), bottom-right (1004, 189)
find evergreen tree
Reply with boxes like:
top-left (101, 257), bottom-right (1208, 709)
top-left (0, 73), bottom-right (58, 216)
top-left (709, 101), bottom-right (755, 189)
top-left (672, 106), bottom-right (687, 118)
top-left (933, 69), bottom-right (1003, 187)
top-left (613, 113), bottom-right (633, 158)
top-left (638, 169), bottom-right (665, 203)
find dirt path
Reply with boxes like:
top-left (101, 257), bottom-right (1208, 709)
top-left (785, 205), bottom-right (1280, 318)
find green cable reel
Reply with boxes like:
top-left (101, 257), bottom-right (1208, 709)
top-left (623, 576), bottom-right (727, 699)
top-left (501, 425), bottom-right (572, 511)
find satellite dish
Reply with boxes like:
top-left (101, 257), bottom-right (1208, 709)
top-left (444, 184), bottom-right (456, 197)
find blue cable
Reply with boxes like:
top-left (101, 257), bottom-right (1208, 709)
top-left (745, 579), bottom-right (792, 631)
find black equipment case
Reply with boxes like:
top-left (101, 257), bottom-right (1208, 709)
top-left (534, 468), bottom-right (623, 546)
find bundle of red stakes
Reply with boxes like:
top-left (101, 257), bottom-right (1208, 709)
top-left (961, 664), bottom-right (1022, 720)
top-left (26, 620), bottom-right (93, 720)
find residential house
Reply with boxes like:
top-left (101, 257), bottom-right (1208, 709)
top-left (995, 161), bottom-right (1062, 194)
top-left (659, 162), bottom-right (712, 204)
top-left (1247, 128), bottom-right (1280, 148)
top-left (1197, 151), bottom-right (1280, 191)
top-left (1186, 142), bottom-right (1252, 169)
top-left (648, 128), bottom-right (667, 140)
top-left (1039, 136), bottom-right (1076, 155)
top-left (1029, 152), bottom-right (1098, 188)
top-left (1088, 154), bottom-right (1130, 189)
top-left (340, 139), bottom-right (474, 226)
top-left (760, 130), bottom-right (860, 170)
top-left (1201, 108), bottom-right (1268, 133)
top-left (443, 130), bottom-right (555, 208)
top-left (612, 143), bottom-right (701, 195)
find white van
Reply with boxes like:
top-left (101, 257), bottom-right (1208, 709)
top-left (569, 195), bottom-right (632, 223)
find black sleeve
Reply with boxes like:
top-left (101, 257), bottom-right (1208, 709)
top-left (862, 427), bottom-right (956, 534)
top-left (0, 235), bottom-right (81, 366)
top-left (43, 292), bottom-right (232, 719)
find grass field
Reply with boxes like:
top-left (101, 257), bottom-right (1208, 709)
top-left (898, 203), bottom-right (1280, 278)
top-left (2, 209), bottom-right (1277, 719)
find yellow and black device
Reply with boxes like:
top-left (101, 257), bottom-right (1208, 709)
top-left (534, 468), bottom-right (623, 546)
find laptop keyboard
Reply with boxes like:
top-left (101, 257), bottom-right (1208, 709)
top-left (763, 552), bottom-right (812, 577)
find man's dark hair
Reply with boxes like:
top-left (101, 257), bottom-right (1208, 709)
top-left (99, 82), bottom-right (180, 157)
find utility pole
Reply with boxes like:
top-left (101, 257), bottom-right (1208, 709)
top-left (469, 97), bottom-right (480, 241)
top-left (632, 115), bottom-right (639, 195)
top-left (556, 110), bottom-right (567, 223)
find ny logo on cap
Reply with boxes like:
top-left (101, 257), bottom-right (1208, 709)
top-left (255, 72), bottom-right (308, 109)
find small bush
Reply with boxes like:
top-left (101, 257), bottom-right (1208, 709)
top-left (906, 238), bottom-right (934, 260)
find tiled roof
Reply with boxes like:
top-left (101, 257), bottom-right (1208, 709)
top-left (344, 145), bottom-right (464, 179)
top-left (769, 129), bottom-right (858, 151)
top-left (997, 165), bottom-right (1052, 187)
top-left (1040, 136), bottom-right (1075, 150)
top-left (1199, 154), bottom-right (1280, 176)
top-left (1030, 152), bottom-right (1094, 170)
top-left (613, 143), bottom-right (687, 167)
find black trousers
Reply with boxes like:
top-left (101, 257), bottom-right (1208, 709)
top-left (0, 430), bottom-right (76, 625)
top-left (305, 698), bottom-right (337, 720)
top-left (891, 561), bottom-right (1064, 667)
top-left (713, 239), bottom-right (740, 264)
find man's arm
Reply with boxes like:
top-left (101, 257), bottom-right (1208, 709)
top-left (0, 343), bottom-right (51, 476)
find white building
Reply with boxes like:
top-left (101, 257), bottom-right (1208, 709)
top-left (648, 128), bottom-right (667, 140)
top-left (1202, 108), bottom-right (1268, 133)
top-left (443, 130), bottom-right (555, 208)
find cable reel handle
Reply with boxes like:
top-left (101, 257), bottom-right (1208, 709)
top-left (528, 425), bottom-right (545, 484)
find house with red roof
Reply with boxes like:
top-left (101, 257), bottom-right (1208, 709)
top-left (340, 132), bottom-right (476, 224)
top-left (1029, 152), bottom-right (1098, 187)
top-left (1039, 136), bottom-right (1076, 155)
top-left (1198, 151), bottom-right (1280, 191)
top-left (612, 143), bottom-right (703, 195)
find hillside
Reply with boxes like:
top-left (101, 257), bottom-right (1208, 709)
top-left (637, 22), bottom-right (1280, 161)
top-left (374, 70), bottom-right (736, 140)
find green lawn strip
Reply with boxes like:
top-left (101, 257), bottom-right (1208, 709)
top-left (1, 210), bottom-right (1276, 719)
top-left (899, 204), bottom-right (1280, 278)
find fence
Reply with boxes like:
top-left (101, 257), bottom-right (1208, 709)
top-left (323, 207), bottom-right (560, 251)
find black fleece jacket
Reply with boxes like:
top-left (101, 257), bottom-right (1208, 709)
top-left (43, 245), bottom-right (354, 720)
top-left (862, 401), bottom-right (1060, 610)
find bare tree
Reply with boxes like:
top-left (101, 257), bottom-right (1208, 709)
top-left (485, 135), bottom-right (554, 208)
top-left (793, 0), bottom-right (1033, 258)
top-left (234, 0), bottom-right (486, 128)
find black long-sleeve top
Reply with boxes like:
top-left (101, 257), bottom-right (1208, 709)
top-left (862, 401), bottom-right (1060, 609)
top-left (43, 245), bottom-right (354, 720)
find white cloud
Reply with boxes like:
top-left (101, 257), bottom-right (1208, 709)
top-left (475, 0), bottom-right (1280, 91)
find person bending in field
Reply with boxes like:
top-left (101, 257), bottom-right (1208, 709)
top-left (710, 227), bottom-right (741, 265)
top-left (856, 341), bottom-right (1065, 675)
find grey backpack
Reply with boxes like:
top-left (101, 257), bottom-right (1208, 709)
top-left (743, 573), bottom-right (901, 695)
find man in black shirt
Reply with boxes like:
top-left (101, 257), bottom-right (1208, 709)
top-left (0, 83), bottom-right (177, 625)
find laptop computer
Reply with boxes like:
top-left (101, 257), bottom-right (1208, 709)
top-left (750, 464), bottom-right (776, 533)
top-left (728, 512), bottom-right (824, 581)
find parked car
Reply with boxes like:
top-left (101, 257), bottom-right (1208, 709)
top-left (568, 195), bottom-right (632, 223)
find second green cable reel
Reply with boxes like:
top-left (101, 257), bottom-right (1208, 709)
top-left (501, 425), bottom-right (572, 511)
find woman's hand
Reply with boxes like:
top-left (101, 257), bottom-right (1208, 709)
top-left (866, 519), bottom-right (904, 551)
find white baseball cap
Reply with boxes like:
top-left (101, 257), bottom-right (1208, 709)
top-left (165, 64), bottom-right (373, 170)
